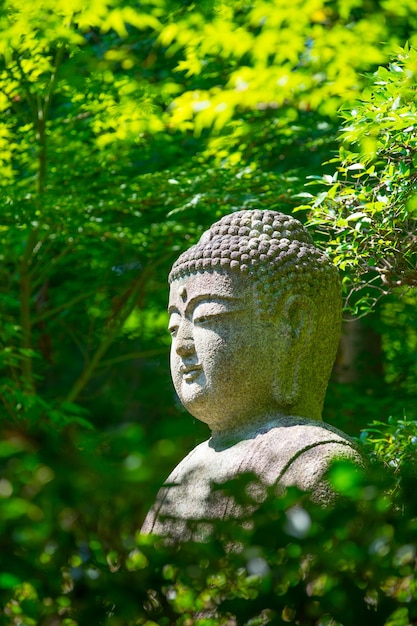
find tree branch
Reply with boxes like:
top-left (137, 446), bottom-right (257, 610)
top-left (0, 393), bottom-right (17, 420)
top-left (19, 230), bottom-right (37, 394)
top-left (64, 268), bottom-right (151, 404)
top-left (33, 288), bottom-right (99, 324)
top-left (98, 348), bottom-right (167, 368)
top-left (64, 253), bottom-right (171, 403)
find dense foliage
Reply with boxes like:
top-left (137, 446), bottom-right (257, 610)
top-left (307, 47), bottom-right (417, 312)
top-left (1, 0), bottom-right (417, 624)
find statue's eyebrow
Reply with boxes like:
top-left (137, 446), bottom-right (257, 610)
top-left (168, 295), bottom-right (245, 317)
top-left (185, 294), bottom-right (244, 315)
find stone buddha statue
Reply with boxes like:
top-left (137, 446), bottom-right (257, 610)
top-left (142, 209), bottom-right (361, 539)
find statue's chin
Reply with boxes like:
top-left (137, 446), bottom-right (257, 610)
top-left (176, 384), bottom-right (211, 420)
top-left (178, 402), bottom-right (267, 434)
top-left (178, 394), bottom-right (228, 430)
top-left (179, 398), bottom-right (212, 425)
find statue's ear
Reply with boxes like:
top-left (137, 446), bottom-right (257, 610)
top-left (272, 294), bottom-right (315, 408)
top-left (281, 294), bottom-right (315, 344)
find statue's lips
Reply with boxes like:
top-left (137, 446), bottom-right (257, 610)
top-left (180, 364), bottom-right (202, 382)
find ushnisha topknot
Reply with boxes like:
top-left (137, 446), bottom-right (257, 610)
top-left (169, 209), bottom-right (340, 316)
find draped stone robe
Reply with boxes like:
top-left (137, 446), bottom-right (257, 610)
top-left (142, 416), bottom-right (361, 541)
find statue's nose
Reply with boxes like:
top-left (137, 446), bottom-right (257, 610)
top-left (176, 338), bottom-right (195, 356)
top-left (175, 320), bottom-right (195, 356)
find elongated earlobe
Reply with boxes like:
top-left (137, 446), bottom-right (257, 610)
top-left (272, 294), bottom-right (315, 408)
top-left (282, 294), bottom-right (315, 342)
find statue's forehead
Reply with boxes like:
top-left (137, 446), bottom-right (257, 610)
top-left (168, 271), bottom-right (249, 309)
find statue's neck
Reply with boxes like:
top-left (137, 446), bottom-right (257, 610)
top-left (209, 413), bottom-right (308, 448)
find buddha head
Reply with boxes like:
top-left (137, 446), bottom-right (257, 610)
top-left (168, 209), bottom-right (341, 435)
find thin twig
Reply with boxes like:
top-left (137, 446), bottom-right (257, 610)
top-left (33, 288), bottom-right (99, 324)
top-left (98, 348), bottom-right (167, 368)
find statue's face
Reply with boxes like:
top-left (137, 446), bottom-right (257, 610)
top-left (168, 271), bottom-right (284, 433)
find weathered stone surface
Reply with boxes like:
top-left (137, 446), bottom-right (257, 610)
top-left (142, 209), bottom-right (362, 540)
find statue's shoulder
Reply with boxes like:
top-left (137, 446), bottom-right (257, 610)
top-left (247, 417), bottom-right (363, 501)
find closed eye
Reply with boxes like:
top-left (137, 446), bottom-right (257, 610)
top-left (193, 315), bottom-right (211, 325)
top-left (193, 312), bottom-right (233, 325)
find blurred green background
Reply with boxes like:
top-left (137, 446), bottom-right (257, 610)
top-left (1, 0), bottom-right (417, 623)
